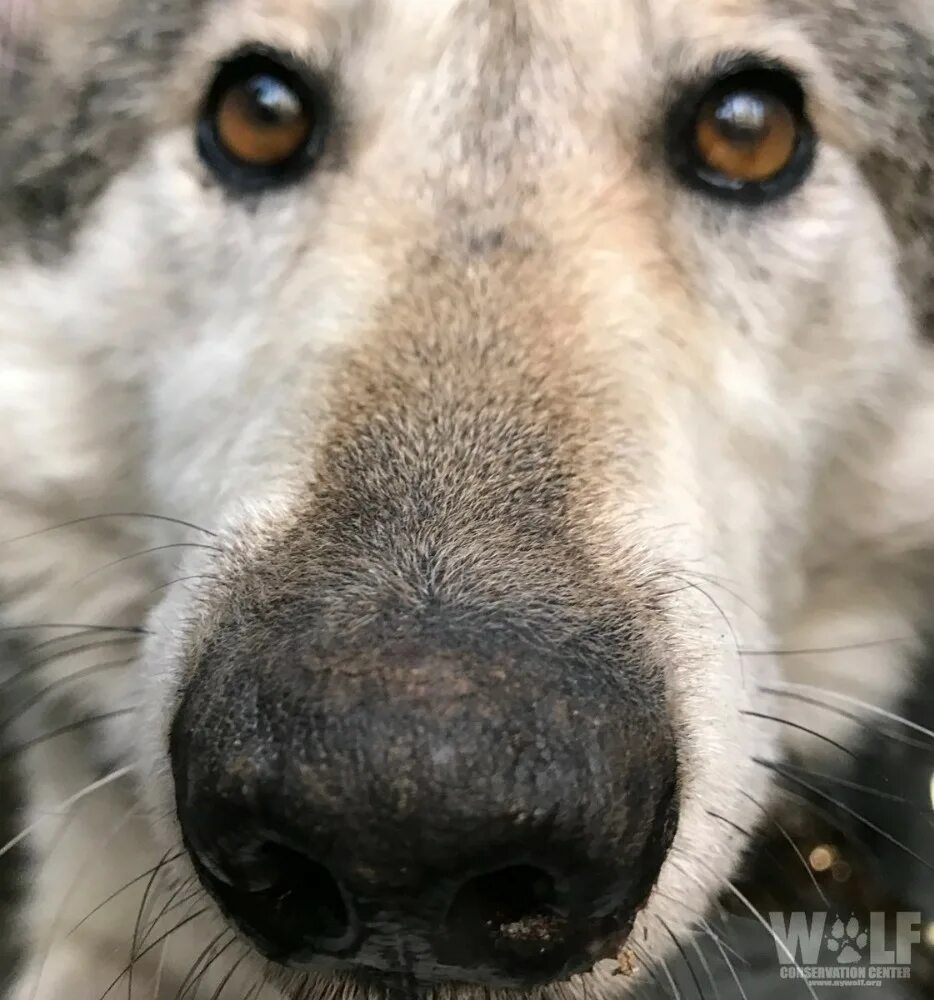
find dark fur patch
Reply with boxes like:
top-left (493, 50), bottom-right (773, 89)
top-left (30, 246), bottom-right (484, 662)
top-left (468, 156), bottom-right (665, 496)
top-left (773, 1), bottom-right (934, 336)
top-left (0, 1), bottom-right (209, 259)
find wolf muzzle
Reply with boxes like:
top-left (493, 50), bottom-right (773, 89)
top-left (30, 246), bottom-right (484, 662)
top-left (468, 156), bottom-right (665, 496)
top-left (171, 571), bottom-right (678, 988)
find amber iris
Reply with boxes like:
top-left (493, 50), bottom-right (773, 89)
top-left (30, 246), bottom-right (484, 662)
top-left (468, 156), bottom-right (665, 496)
top-left (694, 88), bottom-right (799, 185)
top-left (214, 73), bottom-right (312, 167)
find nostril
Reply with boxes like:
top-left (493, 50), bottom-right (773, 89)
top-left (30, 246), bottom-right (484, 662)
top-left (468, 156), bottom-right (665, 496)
top-left (260, 843), bottom-right (352, 947)
top-left (196, 839), bottom-right (355, 960)
top-left (440, 865), bottom-right (569, 978)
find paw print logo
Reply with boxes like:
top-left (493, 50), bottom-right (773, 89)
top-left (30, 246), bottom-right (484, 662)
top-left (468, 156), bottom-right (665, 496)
top-left (825, 917), bottom-right (868, 964)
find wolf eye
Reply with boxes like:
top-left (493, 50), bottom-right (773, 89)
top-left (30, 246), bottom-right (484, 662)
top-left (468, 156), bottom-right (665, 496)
top-left (198, 49), bottom-right (330, 191)
top-left (670, 64), bottom-right (815, 205)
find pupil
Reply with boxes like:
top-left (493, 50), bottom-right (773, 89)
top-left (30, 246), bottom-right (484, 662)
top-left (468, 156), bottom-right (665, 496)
top-left (244, 75), bottom-right (302, 126)
top-left (714, 91), bottom-right (770, 144)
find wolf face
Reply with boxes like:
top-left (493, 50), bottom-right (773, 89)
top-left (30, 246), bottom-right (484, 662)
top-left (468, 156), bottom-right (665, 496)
top-left (1, 1), bottom-right (933, 997)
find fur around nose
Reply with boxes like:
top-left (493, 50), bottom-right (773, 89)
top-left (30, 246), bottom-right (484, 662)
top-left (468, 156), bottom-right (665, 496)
top-left (171, 622), bottom-right (678, 988)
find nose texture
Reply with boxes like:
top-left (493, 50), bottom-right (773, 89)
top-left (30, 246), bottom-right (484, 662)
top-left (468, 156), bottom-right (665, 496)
top-left (171, 619), bottom-right (678, 989)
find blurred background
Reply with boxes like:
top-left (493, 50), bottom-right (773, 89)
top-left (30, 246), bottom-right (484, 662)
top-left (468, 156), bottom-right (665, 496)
top-left (662, 652), bottom-right (934, 999)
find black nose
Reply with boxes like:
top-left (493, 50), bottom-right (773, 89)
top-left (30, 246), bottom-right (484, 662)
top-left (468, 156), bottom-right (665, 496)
top-left (171, 634), bottom-right (678, 989)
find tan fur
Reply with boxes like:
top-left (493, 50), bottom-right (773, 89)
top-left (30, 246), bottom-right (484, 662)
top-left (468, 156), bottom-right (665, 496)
top-left (1, 0), bottom-right (933, 997)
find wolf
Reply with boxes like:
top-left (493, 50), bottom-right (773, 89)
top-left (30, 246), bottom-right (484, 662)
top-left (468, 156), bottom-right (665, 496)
top-left (0, 0), bottom-right (932, 997)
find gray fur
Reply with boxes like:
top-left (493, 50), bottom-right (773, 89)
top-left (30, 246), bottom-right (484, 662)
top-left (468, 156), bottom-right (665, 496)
top-left (2, 2), bottom-right (934, 998)
top-left (774, 0), bottom-right (934, 334)
top-left (0, 0), bottom-right (209, 257)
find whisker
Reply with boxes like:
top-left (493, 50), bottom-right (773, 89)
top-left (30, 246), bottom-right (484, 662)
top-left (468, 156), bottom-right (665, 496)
top-left (739, 711), bottom-right (856, 759)
top-left (130, 848), bottom-right (176, 1000)
top-left (2, 658), bottom-right (136, 730)
top-left (776, 759), bottom-right (928, 810)
top-left (30, 634), bottom-right (140, 666)
top-left (68, 852), bottom-right (185, 938)
top-left (79, 543), bottom-right (223, 584)
top-left (652, 887), bottom-right (726, 926)
top-left (207, 947), bottom-right (251, 1000)
top-left (657, 916), bottom-right (707, 1000)
top-left (0, 764), bottom-right (134, 859)
top-left (147, 574), bottom-right (221, 597)
top-left (705, 810), bottom-right (755, 844)
top-left (151, 938), bottom-right (169, 1000)
top-left (755, 758), bottom-right (934, 874)
top-left (0, 623), bottom-right (147, 636)
top-left (741, 636), bottom-right (912, 658)
top-left (0, 513), bottom-right (217, 545)
top-left (761, 680), bottom-right (934, 743)
top-left (760, 688), bottom-right (934, 753)
top-left (687, 932), bottom-right (722, 1000)
top-left (668, 855), bottom-right (818, 1000)
top-left (577, 964), bottom-right (600, 1000)
top-left (669, 575), bottom-right (744, 688)
top-left (26, 628), bottom-right (135, 655)
top-left (28, 803), bottom-right (140, 1000)
top-left (675, 569), bottom-right (767, 628)
top-left (737, 790), bottom-right (829, 908)
top-left (242, 978), bottom-right (265, 1000)
top-left (0, 708), bottom-right (138, 763)
top-left (697, 921), bottom-right (749, 1000)
top-left (95, 908), bottom-right (210, 1000)
top-left (15, 801), bottom-right (84, 1000)
top-left (658, 957), bottom-right (684, 1000)
top-left (175, 929), bottom-right (234, 1000)
top-left (694, 918), bottom-right (750, 970)
top-left (766, 784), bottom-right (881, 871)
top-left (627, 940), bottom-right (675, 1000)
top-left (723, 879), bottom-right (820, 1000)
top-left (0, 636), bottom-right (140, 699)
top-left (187, 936), bottom-right (240, 1000)
top-left (704, 810), bottom-right (806, 889)
top-left (140, 883), bottom-right (202, 949)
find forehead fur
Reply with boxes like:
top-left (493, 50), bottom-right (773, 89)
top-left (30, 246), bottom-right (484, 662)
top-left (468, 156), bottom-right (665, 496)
top-left (0, 0), bottom-right (932, 332)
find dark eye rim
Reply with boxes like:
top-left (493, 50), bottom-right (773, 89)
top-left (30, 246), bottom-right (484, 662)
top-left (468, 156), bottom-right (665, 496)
top-left (198, 45), bottom-right (332, 193)
top-left (667, 56), bottom-right (817, 207)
